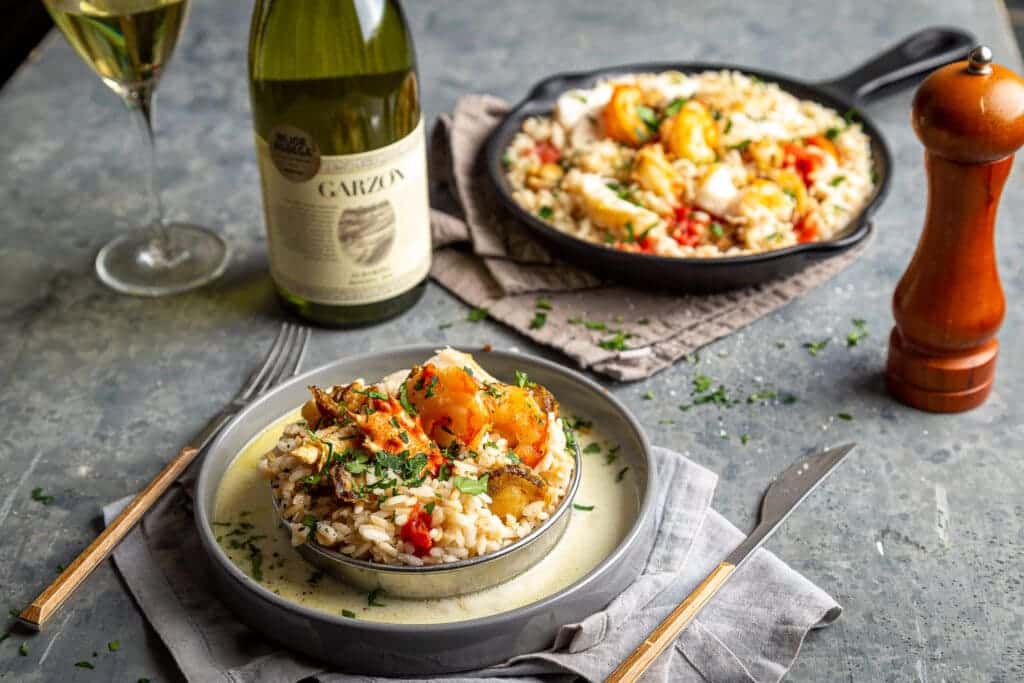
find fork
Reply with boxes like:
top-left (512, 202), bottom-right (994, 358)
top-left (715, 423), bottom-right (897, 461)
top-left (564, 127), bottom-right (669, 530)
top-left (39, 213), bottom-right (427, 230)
top-left (19, 322), bottom-right (311, 630)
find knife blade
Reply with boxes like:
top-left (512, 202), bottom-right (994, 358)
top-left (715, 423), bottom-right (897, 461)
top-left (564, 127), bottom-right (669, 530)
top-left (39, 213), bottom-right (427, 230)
top-left (607, 442), bottom-right (857, 683)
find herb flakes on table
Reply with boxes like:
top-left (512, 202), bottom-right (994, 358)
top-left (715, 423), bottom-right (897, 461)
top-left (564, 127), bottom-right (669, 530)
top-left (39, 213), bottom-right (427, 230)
top-left (803, 339), bottom-right (830, 356)
top-left (467, 307), bottom-right (489, 322)
top-left (30, 487), bottom-right (55, 505)
top-left (846, 318), bottom-right (869, 346)
top-left (367, 588), bottom-right (387, 607)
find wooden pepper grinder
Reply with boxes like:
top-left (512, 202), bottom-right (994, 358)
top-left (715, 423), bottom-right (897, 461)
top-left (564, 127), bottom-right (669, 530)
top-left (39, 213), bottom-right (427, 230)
top-left (887, 46), bottom-right (1024, 412)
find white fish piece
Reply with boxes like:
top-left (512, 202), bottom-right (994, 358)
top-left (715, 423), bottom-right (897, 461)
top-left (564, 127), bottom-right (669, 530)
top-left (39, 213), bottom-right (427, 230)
top-left (695, 164), bottom-right (740, 216)
top-left (554, 84), bottom-right (613, 130)
top-left (563, 171), bottom-right (663, 237)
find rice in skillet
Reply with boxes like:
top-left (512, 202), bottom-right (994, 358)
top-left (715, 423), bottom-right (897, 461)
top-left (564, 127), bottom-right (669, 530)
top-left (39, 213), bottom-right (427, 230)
top-left (503, 70), bottom-right (875, 257)
top-left (259, 349), bottom-right (575, 567)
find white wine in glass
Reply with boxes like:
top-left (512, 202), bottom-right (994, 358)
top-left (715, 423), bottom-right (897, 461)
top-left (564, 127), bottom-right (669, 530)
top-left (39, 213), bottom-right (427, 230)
top-left (44, 0), bottom-right (229, 296)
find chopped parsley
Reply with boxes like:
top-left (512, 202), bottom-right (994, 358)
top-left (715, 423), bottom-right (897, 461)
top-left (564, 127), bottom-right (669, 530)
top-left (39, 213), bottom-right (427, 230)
top-left (398, 382), bottom-right (418, 416)
top-left (740, 433), bottom-right (751, 445)
top-left (107, 640), bottom-right (120, 652)
top-left (664, 97), bottom-right (687, 118)
top-left (437, 321), bottom-right (453, 330)
top-left (424, 375), bottom-right (439, 398)
top-left (747, 389), bottom-right (778, 403)
top-left (836, 412), bottom-right (854, 421)
top-left (846, 318), bottom-right (868, 346)
top-left (781, 393), bottom-right (799, 405)
top-left (843, 108), bottom-right (860, 124)
top-left (728, 139), bottom-right (751, 152)
top-left (692, 374), bottom-right (713, 394)
top-left (693, 386), bottom-right (733, 407)
top-left (453, 475), bottom-right (489, 496)
top-left (483, 383), bottom-right (503, 399)
top-left (501, 152), bottom-right (512, 168)
top-left (803, 339), bottom-right (830, 356)
top-left (514, 369), bottom-right (534, 388)
top-left (74, 661), bottom-right (94, 669)
top-left (537, 206), bottom-right (554, 220)
top-left (598, 331), bottom-right (630, 351)
top-left (583, 320), bottom-right (606, 330)
top-left (582, 442), bottom-right (601, 454)
top-left (462, 365), bottom-right (474, 377)
top-left (825, 126), bottom-right (841, 140)
top-left (573, 504), bottom-right (595, 511)
top-left (723, 119), bottom-right (733, 134)
top-left (30, 487), bottom-right (55, 505)
top-left (636, 105), bottom-right (659, 132)
top-left (830, 175), bottom-right (846, 187)
top-left (507, 452), bottom-right (522, 465)
top-left (467, 306), bottom-right (489, 322)
top-left (616, 467), bottom-right (629, 482)
top-left (642, 391), bottom-right (654, 400)
top-left (438, 464), bottom-right (452, 481)
top-left (424, 502), bottom-right (436, 515)
top-left (367, 588), bottom-right (387, 607)
top-left (355, 388), bottom-right (388, 400)
top-left (535, 296), bottom-right (553, 310)
top-left (709, 222), bottom-right (725, 238)
top-left (529, 312), bottom-right (547, 330)
top-left (19, 643), bottom-right (28, 656)
top-left (605, 445), bottom-right (621, 465)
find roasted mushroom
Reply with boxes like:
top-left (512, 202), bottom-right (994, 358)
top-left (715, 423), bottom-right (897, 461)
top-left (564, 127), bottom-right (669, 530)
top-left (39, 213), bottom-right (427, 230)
top-left (486, 465), bottom-right (548, 519)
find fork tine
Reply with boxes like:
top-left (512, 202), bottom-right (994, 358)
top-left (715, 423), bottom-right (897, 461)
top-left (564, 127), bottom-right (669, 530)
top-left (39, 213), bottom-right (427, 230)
top-left (237, 322), bottom-right (292, 401)
top-left (286, 327), bottom-right (311, 378)
top-left (253, 323), bottom-right (302, 396)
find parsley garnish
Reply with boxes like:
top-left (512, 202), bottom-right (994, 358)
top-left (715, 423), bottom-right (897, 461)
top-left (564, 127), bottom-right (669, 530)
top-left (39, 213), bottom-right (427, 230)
top-left (537, 206), bottom-right (554, 220)
top-left (636, 105), bottom-right (659, 132)
top-left (582, 443), bottom-right (601, 454)
top-left (74, 661), bottom-right (94, 669)
top-left (438, 464), bottom-right (451, 481)
top-left (598, 331), bottom-right (630, 351)
top-left (642, 391), bottom-right (654, 400)
top-left (467, 307), bottom-right (489, 322)
top-left (507, 452), bottom-right (522, 465)
top-left (664, 97), bottom-right (687, 118)
top-left (107, 640), bottom-right (120, 652)
top-left (830, 175), bottom-right (846, 187)
top-left (723, 119), bottom-right (733, 134)
top-left (398, 382), bottom-right (417, 416)
top-left (728, 139), bottom-right (751, 152)
top-left (424, 502), bottom-right (436, 515)
top-left (692, 374), bottom-right (713, 394)
top-left (529, 312), bottom-right (547, 330)
top-left (342, 609), bottom-right (357, 618)
top-left (501, 152), bottom-right (512, 168)
top-left (514, 370), bottom-right (534, 388)
top-left (740, 433), bottom-right (751, 445)
top-left (709, 222), bottom-right (725, 238)
top-left (355, 388), bottom-right (388, 400)
top-left (583, 320), bottom-right (606, 330)
top-left (693, 386), bottom-right (733, 406)
top-left (846, 318), bottom-right (868, 346)
top-left (836, 412), bottom-right (854, 421)
top-left (616, 467), bottom-right (629, 482)
top-left (483, 383), bottom-right (503, 399)
top-left (825, 126), bottom-right (841, 140)
top-left (453, 475), bottom-right (489, 495)
top-left (605, 445), bottom-right (620, 465)
top-left (424, 375), bottom-right (439, 399)
top-left (368, 588), bottom-right (387, 607)
top-left (19, 643), bottom-right (28, 656)
top-left (747, 390), bottom-right (778, 403)
top-left (803, 339), bottom-right (830, 356)
top-left (573, 504), bottom-right (595, 511)
top-left (535, 296), bottom-right (553, 310)
top-left (30, 487), bottom-right (55, 505)
top-left (782, 394), bottom-right (799, 405)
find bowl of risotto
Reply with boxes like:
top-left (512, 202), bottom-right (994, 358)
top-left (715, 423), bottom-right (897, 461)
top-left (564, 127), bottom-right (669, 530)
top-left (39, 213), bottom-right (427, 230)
top-left (261, 348), bottom-right (581, 597)
top-left (486, 62), bottom-right (894, 291)
top-left (194, 345), bottom-right (655, 674)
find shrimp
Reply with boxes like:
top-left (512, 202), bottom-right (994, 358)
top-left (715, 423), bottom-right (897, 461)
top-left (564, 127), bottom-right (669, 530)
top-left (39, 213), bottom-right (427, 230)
top-left (601, 85), bottom-right (650, 147)
top-left (485, 384), bottom-right (555, 467)
top-left (404, 364), bottom-right (490, 448)
top-left (659, 100), bottom-right (718, 163)
top-left (631, 143), bottom-right (682, 205)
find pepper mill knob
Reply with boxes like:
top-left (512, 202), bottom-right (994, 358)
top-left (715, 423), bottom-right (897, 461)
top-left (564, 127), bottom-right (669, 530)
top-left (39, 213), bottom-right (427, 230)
top-left (887, 45), bottom-right (1024, 412)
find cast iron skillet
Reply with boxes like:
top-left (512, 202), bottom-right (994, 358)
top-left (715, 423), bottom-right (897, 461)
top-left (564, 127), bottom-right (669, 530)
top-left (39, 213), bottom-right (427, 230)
top-left (485, 27), bottom-right (975, 292)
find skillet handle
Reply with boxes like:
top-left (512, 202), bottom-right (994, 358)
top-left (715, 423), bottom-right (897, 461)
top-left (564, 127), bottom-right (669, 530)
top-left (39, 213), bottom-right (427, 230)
top-left (817, 27), bottom-right (975, 103)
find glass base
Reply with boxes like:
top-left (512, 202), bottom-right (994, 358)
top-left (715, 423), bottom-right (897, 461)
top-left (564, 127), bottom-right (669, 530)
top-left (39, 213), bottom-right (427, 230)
top-left (95, 223), bottom-right (229, 297)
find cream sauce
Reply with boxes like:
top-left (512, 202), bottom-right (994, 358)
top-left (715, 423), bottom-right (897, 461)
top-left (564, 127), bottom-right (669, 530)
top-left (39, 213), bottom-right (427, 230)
top-left (213, 410), bottom-right (637, 624)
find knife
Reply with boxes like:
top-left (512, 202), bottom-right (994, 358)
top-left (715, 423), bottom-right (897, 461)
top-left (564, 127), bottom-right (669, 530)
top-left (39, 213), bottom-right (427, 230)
top-left (607, 443), bottom-right (856, 683)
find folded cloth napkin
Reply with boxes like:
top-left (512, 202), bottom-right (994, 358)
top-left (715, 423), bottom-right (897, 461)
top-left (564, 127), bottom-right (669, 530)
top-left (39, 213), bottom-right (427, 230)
top-left (428, 95), bottom-right (869, 381)
top-left (103, 447), bottom-right (840, 683)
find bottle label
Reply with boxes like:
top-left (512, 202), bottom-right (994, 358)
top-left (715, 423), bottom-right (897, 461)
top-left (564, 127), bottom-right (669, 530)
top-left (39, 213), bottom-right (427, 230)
top-left (256, 117), bottom-right (431, 306)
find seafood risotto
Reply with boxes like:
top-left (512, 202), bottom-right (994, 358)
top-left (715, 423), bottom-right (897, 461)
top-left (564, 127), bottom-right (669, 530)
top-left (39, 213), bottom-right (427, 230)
top-left (503, 70), bottom-right (875, 257)
top-left (260, 349), bottom-right (575, 567)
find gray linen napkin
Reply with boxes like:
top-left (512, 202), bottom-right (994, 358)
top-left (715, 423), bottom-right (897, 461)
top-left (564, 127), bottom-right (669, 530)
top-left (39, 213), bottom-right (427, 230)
top-left (428, 95), bottom-right (869, 381)
top-left (103, 447), bottom-right (840, 683)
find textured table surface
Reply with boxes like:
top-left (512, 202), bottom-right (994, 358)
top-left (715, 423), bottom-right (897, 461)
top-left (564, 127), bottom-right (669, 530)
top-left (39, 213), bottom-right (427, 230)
top-left (1, 1), bottom-right (1023, 681)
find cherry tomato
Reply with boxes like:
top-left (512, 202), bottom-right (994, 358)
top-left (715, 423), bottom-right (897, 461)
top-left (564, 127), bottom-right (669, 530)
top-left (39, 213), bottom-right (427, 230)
top-left (534, 140), bottom-right (561, 164)
top-left (400, 504), bottom-right (433, 556)
top-left (795, 213), bottom-right (819, 243)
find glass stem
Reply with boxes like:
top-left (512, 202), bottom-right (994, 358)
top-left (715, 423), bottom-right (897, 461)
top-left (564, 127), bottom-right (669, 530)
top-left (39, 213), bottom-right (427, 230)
top-left (124, 85), bottom-right (178, 263)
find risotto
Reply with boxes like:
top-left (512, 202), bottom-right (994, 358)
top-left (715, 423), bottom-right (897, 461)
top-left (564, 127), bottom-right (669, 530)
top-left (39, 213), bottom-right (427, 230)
top-left (259, 349), bottom-right (575, 567)
top-left (503, 70), bottom-right (875, 257)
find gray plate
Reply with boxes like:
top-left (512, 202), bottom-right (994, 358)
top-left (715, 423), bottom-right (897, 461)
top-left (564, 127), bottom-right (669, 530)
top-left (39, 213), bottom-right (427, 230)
top-left (194, 345), bottom-right (656, 676)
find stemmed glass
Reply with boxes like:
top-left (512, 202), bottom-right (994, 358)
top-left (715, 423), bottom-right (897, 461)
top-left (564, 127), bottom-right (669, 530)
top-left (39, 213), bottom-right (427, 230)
top-left (43, 0), bottom-right (228, 296)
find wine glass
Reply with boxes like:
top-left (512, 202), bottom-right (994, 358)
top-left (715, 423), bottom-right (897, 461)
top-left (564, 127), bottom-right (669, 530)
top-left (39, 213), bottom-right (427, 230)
top-left (43, 0), bottom-right (229, 296)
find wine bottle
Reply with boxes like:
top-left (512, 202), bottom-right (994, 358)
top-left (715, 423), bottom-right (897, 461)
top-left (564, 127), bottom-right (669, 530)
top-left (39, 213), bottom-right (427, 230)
top-left (248, 0), bottom-right (430, 326)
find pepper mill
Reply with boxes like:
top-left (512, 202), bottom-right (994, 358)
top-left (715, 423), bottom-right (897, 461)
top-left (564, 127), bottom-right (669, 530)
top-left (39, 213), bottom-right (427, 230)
top-left (886, 46), bottom-right (1024, 412)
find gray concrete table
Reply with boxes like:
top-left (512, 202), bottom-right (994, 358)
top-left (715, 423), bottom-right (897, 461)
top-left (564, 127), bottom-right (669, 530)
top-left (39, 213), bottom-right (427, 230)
top-left (1, 1), bottom-right (1022, 681)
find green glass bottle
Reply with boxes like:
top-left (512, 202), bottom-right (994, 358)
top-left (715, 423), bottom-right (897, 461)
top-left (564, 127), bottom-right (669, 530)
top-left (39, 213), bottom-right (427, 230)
top-left (249, 0), bottom-right (429, 326)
